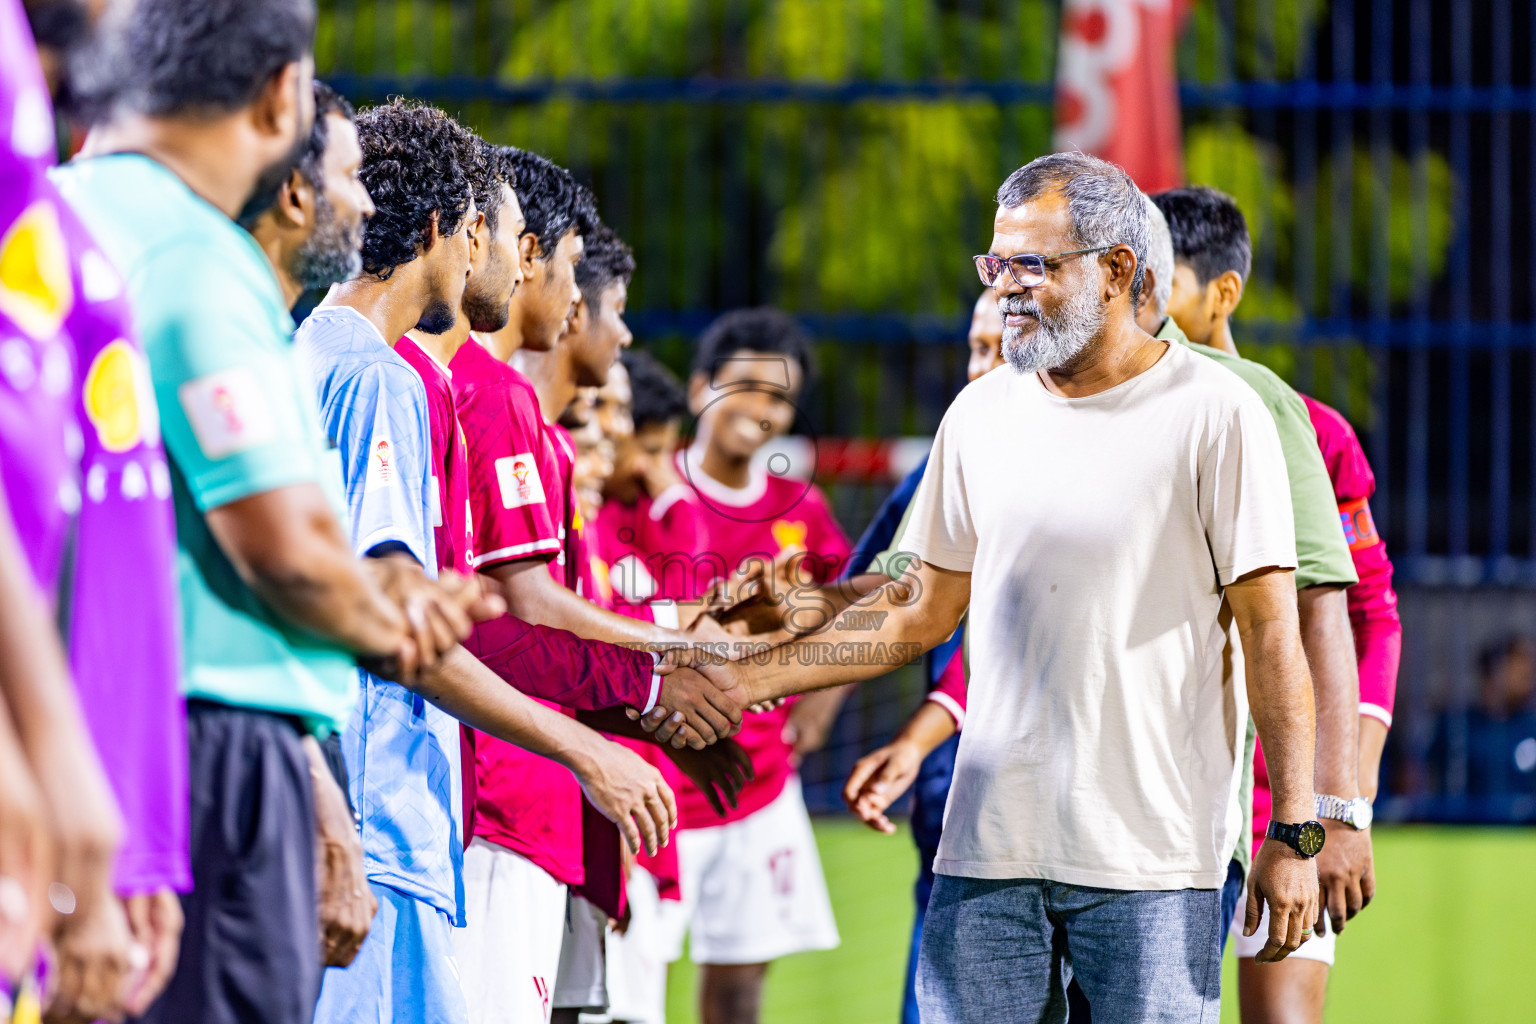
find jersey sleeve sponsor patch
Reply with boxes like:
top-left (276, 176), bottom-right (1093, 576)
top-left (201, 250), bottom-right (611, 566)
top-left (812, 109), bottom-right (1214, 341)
top-left (1338, 496), bottom-right (1381, 552)
top-left (495, 453), bottom-right (546, 509)
top-left (365, 435), bottom-right (396, 491)
top-left (177, 366), bottom-right (277, 459)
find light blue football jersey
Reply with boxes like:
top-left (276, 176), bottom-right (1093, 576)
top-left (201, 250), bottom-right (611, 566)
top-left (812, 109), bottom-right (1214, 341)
top-left (296, 304), bottom-right (465, 923)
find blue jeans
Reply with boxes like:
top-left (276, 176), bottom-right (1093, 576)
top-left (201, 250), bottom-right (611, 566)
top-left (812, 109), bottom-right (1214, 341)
top-left (916, 875), bottom-right (1224, 1024)
top-left (901, 734), bottom-right (959, 1024)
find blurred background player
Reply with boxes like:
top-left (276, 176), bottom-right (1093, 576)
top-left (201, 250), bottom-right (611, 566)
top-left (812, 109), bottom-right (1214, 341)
top-left (601, 349), bottom-right (710, 620)
top-left (0, 1), bottom-right (143, 1017)
top-left (53, 1), bottom-right (500, 1018)
top-left (1155, 184), bottom-right (1399, 1024)
top-left (663, 308), bottom-right (847, 1024)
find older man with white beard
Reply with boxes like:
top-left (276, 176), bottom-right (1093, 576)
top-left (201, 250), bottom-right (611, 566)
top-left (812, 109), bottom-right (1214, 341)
top-left (653, 152), bottom-right (1325, 1022)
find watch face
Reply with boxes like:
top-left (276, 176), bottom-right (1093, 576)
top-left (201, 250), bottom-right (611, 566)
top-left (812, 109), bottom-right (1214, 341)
top-left (1297, 821), bottom-right (1327, 857)
top-left (1350, 798), bottom-right (1374, 830)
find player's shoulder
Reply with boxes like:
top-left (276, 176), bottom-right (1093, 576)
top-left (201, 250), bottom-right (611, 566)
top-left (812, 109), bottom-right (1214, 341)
top-left (1182, 339), bottom-right (1298, 409)
top-left (1168, 339), bottom-right (1283, 423)
top-left (1300, 393), bottom-right (1357, 445)
top-left (298, 310), bottom-right (420, 392)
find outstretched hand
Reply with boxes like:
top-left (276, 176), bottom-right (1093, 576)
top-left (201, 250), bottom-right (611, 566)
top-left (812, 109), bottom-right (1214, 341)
top-left (662, 738), bottom-right (755, 819)
top-left (843, 739), bottom-right (923, 834)
top-left (634, 658), bottom-right (753, 748)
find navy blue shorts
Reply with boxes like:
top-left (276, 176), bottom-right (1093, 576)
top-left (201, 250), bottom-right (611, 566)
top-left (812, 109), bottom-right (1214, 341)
top-left (136, 701), bottom-right (320, 1024)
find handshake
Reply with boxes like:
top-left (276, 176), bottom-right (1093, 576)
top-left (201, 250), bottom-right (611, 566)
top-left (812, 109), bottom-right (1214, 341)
top-left (629, 642), bottom-right (777, 750)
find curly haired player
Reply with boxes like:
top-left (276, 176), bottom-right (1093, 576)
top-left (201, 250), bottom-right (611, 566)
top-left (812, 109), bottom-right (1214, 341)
top-left (297, 104), bottom-right (679, 1024)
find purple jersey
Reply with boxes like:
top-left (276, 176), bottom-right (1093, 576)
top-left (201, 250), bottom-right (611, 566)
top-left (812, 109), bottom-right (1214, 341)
top-left (0, 0), bottom-right (78, 597)
top-left (2, 0), bottom-right (190, 893)
top-left (62, 194), bottom-right (190, 894)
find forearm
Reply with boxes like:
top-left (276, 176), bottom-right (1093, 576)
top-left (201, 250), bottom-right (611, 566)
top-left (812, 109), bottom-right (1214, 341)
top-left (251, 552), bottom-right (405, 658)
top-left (0, 516), bottom-right (119, 841)
top-left (465, 614), bottom-right (654, 710)
top-left (745, 572), bottom-right (961, 704)
top-left (779, 573), bottom-right (890, 637)
top-left (1244, 618), bottom-right (1317, 822)
top-left (1298, 585), bottom-right (1360, 799)
top-left (209, 494), bottom-right (408, 659)
top-left (491, 562), bottom-right (674, 647)
top-left (1357, 717), bottom-right (1389, 802)
top-left (413, 646), bottom-right (609, 776)
top-left (894, 700), bottom-right (959, 760)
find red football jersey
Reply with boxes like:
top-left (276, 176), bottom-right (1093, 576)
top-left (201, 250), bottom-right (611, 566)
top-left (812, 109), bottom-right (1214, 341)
top-left (674, 445), bottom-right (852, 826)
top-left (450, 337), bottom-right (584, 886)
top-left (597, 484), bottom-right (712, 607)
top-left (396, 337), bottom-right (472, 577)
top-left (450, 338), bottom-right (562, 568)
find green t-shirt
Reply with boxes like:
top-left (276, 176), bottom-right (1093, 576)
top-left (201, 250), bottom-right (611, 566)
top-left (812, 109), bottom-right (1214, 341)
top-left (1155, 317), bottom-right (1356, 590)
top-left (1155, 316), bottom-right (1357, 877)
top-left (54, 155), bottom-right (357, 734)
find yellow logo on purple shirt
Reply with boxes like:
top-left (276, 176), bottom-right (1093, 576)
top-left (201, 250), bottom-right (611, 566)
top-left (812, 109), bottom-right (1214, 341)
top-left (83, 339), bottom-right (158, 452)
top-left (0, 200), bottom-right (73, 340)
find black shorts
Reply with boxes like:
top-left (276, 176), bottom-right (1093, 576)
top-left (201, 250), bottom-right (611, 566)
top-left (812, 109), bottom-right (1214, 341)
top-left (136, 700), bottom-right (320, 1024)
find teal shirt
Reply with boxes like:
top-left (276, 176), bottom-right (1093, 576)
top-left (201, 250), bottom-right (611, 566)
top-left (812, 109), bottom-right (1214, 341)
top-left (53, 155), bottom-right (358, 734)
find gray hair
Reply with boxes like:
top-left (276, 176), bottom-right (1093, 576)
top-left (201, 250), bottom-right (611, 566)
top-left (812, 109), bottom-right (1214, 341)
top-left (1141, 193), bottom-right (1175, 316)
top-left (995, 152), bottom-right (1151, 305)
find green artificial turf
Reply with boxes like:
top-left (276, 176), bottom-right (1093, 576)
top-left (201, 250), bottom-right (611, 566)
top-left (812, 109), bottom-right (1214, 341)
top-left (664, 821), bottom-right (1536, 1024)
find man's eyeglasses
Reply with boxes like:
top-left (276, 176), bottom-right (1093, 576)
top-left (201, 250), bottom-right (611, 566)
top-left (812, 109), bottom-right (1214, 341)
top-left (973, 246), bottom-right (1117, 289)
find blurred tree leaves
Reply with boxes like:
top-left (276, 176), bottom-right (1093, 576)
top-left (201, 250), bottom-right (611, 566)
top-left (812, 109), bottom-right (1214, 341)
top-left (315, 0), bottom-right (1459, 404)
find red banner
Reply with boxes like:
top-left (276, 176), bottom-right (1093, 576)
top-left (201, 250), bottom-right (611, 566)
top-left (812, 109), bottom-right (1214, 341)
top-left (1053, 0), bottom-right (1189, 193)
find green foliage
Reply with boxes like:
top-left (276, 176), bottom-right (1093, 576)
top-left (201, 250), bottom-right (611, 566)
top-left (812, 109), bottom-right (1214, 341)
top-left (314, 0), bottom-right (1460, 430)
top-left (1185, 0), bottom-right (1331, 82)
top-left (769, 101), bottom-right (1007, 314)
top-left (1314, 144), bottom-right (1456, 307)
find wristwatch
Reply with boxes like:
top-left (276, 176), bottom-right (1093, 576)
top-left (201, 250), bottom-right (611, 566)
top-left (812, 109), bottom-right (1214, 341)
top-left (1315, 794), bottom-right (1374, 830)
top-left (1266, 820), bottom-right (1327, 857)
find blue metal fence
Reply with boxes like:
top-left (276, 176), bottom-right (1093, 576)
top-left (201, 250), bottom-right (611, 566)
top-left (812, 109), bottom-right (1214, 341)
top-left (316, 0), bottom-right (1536, 820)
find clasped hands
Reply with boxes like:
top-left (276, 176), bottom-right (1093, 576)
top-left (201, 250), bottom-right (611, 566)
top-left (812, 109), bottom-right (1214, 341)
top-left (628, 637), bottom-right (779, 750)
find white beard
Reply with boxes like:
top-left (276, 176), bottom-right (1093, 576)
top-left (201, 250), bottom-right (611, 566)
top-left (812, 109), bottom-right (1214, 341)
top-left (1000, 287), bottom-right (1106, 374)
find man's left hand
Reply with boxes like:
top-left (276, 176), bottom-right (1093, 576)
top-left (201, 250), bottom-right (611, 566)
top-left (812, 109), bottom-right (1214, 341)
top-left (120, 888), bottom-right (182, 1016)
top-left (46, 880), bottom-right (140, 1024)
top-left (1315, 819), bottom-right (1373, 934)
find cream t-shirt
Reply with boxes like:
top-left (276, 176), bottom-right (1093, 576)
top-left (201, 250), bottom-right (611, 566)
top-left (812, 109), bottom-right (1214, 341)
top-left (904, 340), bottom-right (1296, 890)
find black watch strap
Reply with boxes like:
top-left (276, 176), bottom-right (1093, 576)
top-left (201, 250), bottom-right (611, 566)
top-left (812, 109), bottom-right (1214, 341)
top-left (1266, 819), bottom-right (1327, 858)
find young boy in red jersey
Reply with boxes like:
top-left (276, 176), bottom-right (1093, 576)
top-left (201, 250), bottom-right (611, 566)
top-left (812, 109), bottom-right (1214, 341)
top-left (665, 308), bottom-right (849, 1024)
top-left (600, 349), bottom-right (713, 619)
